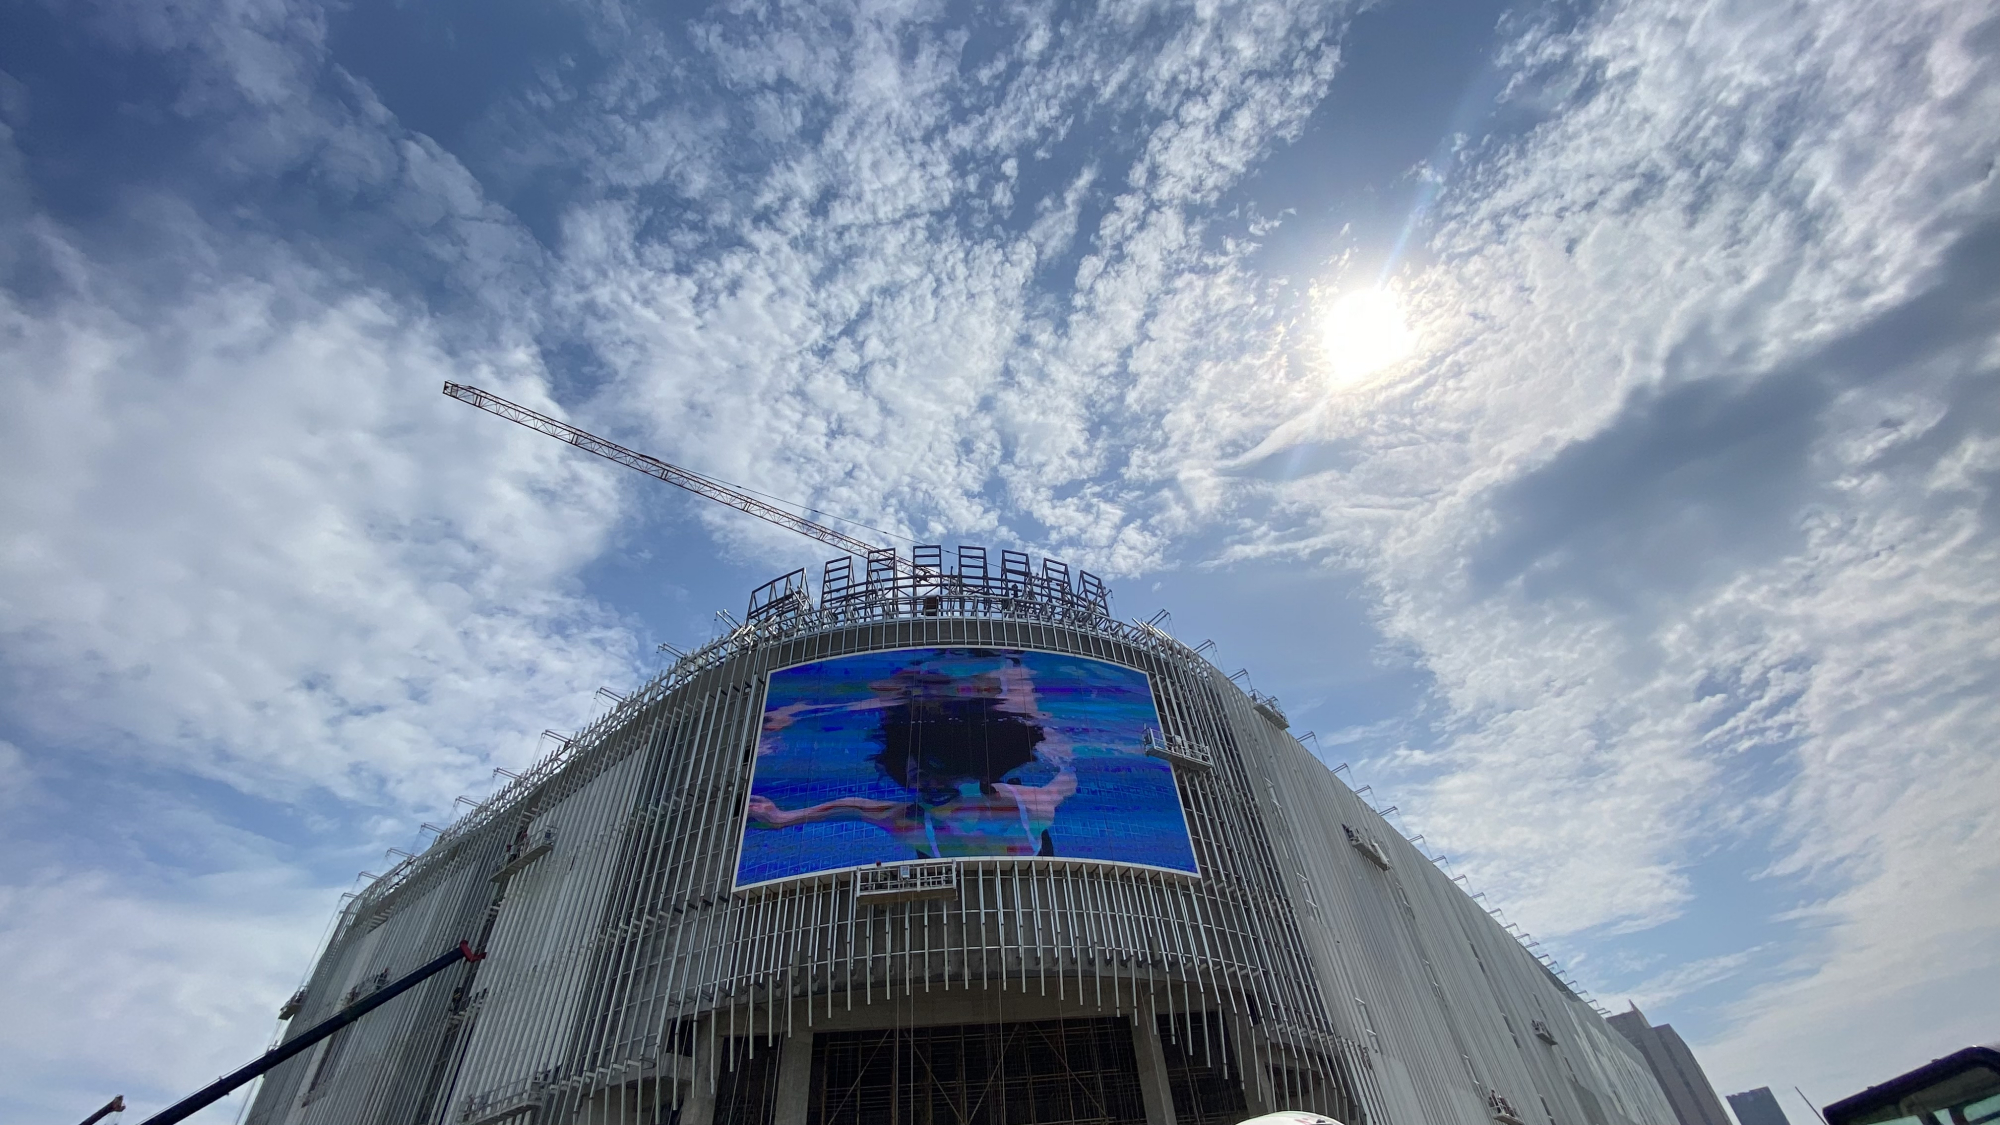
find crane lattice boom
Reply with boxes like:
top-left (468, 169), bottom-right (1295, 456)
top-left (443, 382), bottom-right (904, 568)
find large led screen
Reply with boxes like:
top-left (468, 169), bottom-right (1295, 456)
top-left (735, 647), bottom-right (1198, 887)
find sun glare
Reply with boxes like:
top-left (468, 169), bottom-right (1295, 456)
top-left (1319, 287), bottom-right (1416, 384)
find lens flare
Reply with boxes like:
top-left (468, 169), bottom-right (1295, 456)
top-left (1319, 287), bottom-right (1416, 384)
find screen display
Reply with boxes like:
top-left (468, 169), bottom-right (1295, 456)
top-left (735, 647), bottom-right (1198, 887)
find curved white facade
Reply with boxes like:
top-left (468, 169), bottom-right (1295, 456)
top-left (248, 546), bottom-right (1674, 1125)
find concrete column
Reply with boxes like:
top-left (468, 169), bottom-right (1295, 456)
top-left (677, 1077), bottom-right (714, 1125)
top-left (772, 1030), bottom-right (814, 1125)
top-left (1234, 1012), bottom-right (1275, 1118)
top-left (1133, 999), bottom-right (1178, 1125)
top-left (678, 1020), bottom-right (718, 1125)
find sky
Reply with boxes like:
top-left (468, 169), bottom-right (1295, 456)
top-left (0, 0), bottom-right (1995, 1121)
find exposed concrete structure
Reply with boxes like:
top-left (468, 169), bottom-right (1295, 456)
top-left (248, 547), bottom-right (1678, 1125)
top-left (1608, 1006), bottom-right (1731, 1125)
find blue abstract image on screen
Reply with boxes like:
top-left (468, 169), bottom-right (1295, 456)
top-left (735, 648), bottom-right (1198, 887)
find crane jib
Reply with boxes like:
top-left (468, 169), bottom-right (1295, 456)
top-left (441, 382), bottom-right (904, 568)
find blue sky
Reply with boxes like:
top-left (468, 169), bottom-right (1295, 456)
top-left (1, 0), bottom-right (1995, 1121)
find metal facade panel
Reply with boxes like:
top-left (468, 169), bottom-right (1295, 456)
top-left (249, 560), bottom-right (1675, 1125)
top-left (1246, 714), bottom-right (1677, 1125)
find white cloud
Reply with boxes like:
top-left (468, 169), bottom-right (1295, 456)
top-left (0, 739), bottom-right (28, 812)
top-left (1688, 450), bottom-right (2000, 1091)
top-left (7, 0), bottom-right (1997, 1112)
top-left (0, 1), bottom-right (1362, 1120)
top-left (0, 217), bottom-right (633, 808)
top-left (0, 863), bottom-right (334, 1123)
top-left (0, 26), bottom-right (645, 1104)
top-left (1216, 0), bottom-right (2000, 1096)
top-left (1620, 948), bottom-right (1763, 1012)
top-left (536, 0), bottom-right (1349, 571)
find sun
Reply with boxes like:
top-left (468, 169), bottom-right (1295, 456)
top-left (1318, 287), bottom-right (1416, 384)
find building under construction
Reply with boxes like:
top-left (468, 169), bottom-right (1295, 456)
top-left (244, 541), bottom-right (1676, 1125)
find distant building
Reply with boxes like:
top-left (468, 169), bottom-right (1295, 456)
top-left (1728, 1087), bottom-right (1793, 1125)
top-left (1607, 1005), bottom-right (1732, 1125)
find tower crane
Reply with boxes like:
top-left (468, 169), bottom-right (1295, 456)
top-left (441, 383), bottom-right (912, 571)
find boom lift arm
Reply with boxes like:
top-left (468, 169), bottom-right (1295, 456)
top-left (134, 941), bottom-right (485, 1125)
top-left (442, 383), bottom-right (909, 569)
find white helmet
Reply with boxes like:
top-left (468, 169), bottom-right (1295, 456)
top-left (1235, 1115), bottom-right (1346, 1125)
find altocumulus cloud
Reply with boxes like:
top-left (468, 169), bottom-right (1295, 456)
top-left (1236, 0), bottom-right (2000, 1095)
top-left (0, 1), bottom-right (633, 1113)
top-left (1, 0), bottom-right (1996, 1116)
top-left (542, 0), bottom-right (1353, 569)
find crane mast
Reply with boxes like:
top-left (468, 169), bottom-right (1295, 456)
top-left (442, 383), bottom-right (907, 569)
